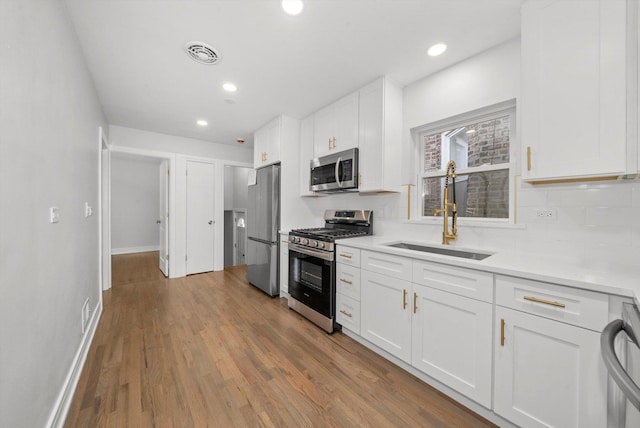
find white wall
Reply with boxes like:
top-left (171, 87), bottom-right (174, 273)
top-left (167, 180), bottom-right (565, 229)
top-left (0, 1), bottom-right (106, 427)
top-left (223, 165), bottom-right (249, 211)
top-left (109, 125), bottom-right (253, 163)
top-left (233, 167), bottom-right (250, 209)
top-left (111, 154), bottom-right (161, 253)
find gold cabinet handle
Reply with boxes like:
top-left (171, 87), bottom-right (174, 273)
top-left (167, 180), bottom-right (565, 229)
top-left (339, 278), bottom-right (353, 285)
top-left (339, 253), bottom-right (352, 259)
top-left (339, 309), bottom-right (352, 318)
top-left (500, 318), bottom-right (505, 346)
top-left (523, 296), bottom-right (566, 308)
top-left (413, 292), bottom-right (418, 314)
top-left (403, 289), bottom-right (407, 309)
top-left (526, 146), bottom-right (532, 171)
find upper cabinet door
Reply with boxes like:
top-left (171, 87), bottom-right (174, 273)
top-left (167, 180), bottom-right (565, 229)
top-left (521, 0), bottom-right (631, 182)
top-left (254, 116), bottom-right (281, 168)
top-left (313, 92), bottom-right (359, 158)
top-left (358, 77), bottom-right (402, 193)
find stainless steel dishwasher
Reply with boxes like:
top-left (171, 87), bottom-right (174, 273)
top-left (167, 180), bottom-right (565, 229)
top-left (602, 302), bottom-right (640, 426)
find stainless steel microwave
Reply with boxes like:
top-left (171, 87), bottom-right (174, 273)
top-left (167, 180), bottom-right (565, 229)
top-left (310, 148), bottom-right (359, 192)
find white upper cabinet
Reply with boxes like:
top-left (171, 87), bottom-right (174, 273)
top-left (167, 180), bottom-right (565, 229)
top-left (358, 77), bottom-right (403, 193)
top-left (521, 0), bottom-right (635, 182)
top-left (253, 116), bottom-right (282, 168)
top-left (313, 92), bottom-right (359, 158)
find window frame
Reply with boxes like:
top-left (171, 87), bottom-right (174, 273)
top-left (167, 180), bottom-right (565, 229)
top-left (411, 99), bottom-right (518, 224)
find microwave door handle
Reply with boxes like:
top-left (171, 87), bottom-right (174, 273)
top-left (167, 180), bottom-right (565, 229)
top-left (335, 157), bottom-right (342, 187)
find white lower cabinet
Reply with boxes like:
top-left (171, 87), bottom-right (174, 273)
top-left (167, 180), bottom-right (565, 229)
top-left (411, 284), bottom-right (493, 408)
top-left (494, 306), bottom-right (607, 428)
top-left (346, 247), bottom-right (612, 427)
top-left (361, 269), bottom-right (412, 363)
top-left (359, 251), bottom-right (493, 406)
top-left (336, 260), bottom-right (362, 334)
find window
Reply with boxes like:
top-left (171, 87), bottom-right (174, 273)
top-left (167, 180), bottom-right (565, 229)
top-left (416, 101), bottom-right (516, 221)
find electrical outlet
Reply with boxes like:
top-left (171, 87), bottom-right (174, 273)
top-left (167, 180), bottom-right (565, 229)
top-left (84, 202), bottom-right (93, 217)
top-left (534, 208), bottom-right (556, 220)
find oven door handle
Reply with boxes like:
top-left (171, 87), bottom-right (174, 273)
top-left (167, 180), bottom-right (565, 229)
top-left (290, 243), bottom-right (334, 262)
top-left (335, 157), bottom-right (342, 188)
top-left (601, 318), bottom-right (640, 411)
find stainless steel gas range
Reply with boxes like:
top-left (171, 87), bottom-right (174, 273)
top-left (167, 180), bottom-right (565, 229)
top-left (287, 210), bottom-right (373, 333)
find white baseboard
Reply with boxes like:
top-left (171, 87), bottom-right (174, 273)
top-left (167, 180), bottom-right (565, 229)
top-left (46, 299), bottom-right (103, 428)
top-left (111, 245), bottom-right (159, 255)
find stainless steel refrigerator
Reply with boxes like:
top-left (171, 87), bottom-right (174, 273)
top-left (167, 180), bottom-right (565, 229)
top-left (246, 164), bottom-right (280, 296)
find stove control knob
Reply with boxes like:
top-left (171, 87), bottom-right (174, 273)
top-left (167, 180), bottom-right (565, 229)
top-left (301, 238), bottom-right (308, 245)
top-left (317, 241), bottom-right (325, 249)
top-left (311, 240), bottom-right (318, 247)
top-left (289, 236), bottom-right (295, 243)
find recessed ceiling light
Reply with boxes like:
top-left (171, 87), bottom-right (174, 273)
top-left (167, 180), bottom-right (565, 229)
top-left (222, 82), bottom-right (237, 92)
top-left (282, 0), bottom-right (303, 15)
top-left (427, 43), bottom-right (447, 57)
top-left (196, 119), bottom-right (208, 127)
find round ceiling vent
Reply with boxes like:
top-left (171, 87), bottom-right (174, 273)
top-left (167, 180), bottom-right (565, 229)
top-left (184, 41), bottom-right (221, 65)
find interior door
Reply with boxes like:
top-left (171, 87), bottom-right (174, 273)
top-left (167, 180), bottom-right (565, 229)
top-left (158, 160), bottom-right (169, 277)
top-left (186, 160), bottom-right (215, 275)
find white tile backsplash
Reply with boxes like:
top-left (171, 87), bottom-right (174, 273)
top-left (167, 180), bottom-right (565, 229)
top-left (298, 178), bottom-right (640, 264)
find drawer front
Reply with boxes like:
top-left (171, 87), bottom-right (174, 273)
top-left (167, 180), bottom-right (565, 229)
top-left (361, 250), bottom-right (412, 281)
top-left (412, 260), bottom-right (494, 303)
top-left (336, 263), bottom-right (361, 301)
top-left (495, 275), bottom-right (609, 331)
top-left (336, 246), bottom-right (361, 267)
top-left (336, 293), bottom-right (361, 334)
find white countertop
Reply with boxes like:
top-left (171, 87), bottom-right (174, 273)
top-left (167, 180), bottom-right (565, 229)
top-left (336, 236), bottom-right (640, 304)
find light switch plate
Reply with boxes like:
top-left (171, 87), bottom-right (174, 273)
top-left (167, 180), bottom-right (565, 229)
top-left (84, 202), bottom-right (93, 217)
top-left (50, 207), bottom-right (60, 223)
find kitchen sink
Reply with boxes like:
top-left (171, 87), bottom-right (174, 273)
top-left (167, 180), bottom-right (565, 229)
top-left (384, 242), bottom-right (493, 261)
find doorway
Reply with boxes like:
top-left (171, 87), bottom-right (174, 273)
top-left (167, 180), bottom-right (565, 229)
top-left (223, 165), bottom-right (251, 268)
top-left (108, 148), bottom-right (172, 281)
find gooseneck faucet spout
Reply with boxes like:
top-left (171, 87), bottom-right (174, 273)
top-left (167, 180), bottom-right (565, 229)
top-left (432, 160), bottom-right (457, 245)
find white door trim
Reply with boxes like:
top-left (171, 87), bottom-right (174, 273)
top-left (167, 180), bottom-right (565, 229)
top-left (109, 144), bottom-right (177, 277)
top-left (99, 127), bottom-right (111, 291)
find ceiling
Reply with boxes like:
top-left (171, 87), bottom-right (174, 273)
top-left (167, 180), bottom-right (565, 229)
top-left (64, 0), bottom-right (522, 148)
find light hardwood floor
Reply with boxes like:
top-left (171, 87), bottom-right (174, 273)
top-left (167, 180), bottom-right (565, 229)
top-left (65, 251), bottom-right (495, 427)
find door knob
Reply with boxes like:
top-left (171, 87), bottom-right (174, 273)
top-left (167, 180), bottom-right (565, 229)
top-left (208, 220), bottom-right (213, 225)
top-left (156, 220), bottom-right (161, 224)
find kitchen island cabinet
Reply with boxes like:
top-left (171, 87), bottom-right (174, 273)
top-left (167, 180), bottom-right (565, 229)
top-left (521, 0), bottom-right (635, 182)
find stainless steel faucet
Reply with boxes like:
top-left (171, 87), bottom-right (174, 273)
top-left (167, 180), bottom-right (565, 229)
top-left (432, 160), bottom-right (457, 245)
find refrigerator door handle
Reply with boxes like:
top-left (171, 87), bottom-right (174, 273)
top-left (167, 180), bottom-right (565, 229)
top-left (335, 157), bottom-right (342, 188)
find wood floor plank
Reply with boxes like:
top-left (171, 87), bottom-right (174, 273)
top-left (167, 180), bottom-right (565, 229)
top-left (64, 251), bottom-right (495, 427)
